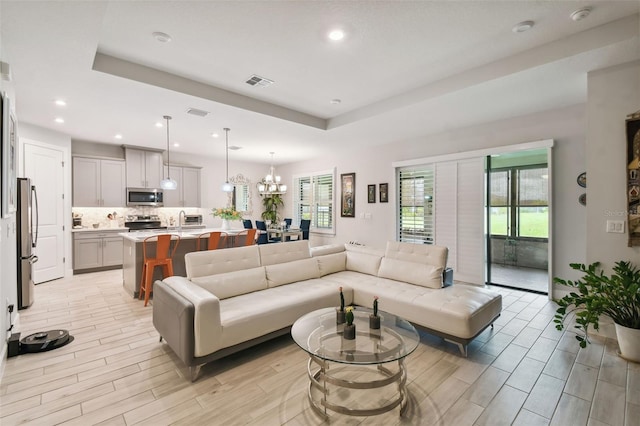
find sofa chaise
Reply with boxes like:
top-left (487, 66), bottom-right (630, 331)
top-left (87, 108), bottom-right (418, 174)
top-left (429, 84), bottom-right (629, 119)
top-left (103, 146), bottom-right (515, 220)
top-left (153, 240), bottom-right (502, 380)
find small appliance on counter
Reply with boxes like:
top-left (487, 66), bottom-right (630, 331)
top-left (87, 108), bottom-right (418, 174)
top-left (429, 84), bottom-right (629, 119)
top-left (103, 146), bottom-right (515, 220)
top-left (72, 213), bottom-right (83, 229)
top-left (181, 214), bottom-right (205, 229)
top-left (124, 215), bottom-right (167, 232)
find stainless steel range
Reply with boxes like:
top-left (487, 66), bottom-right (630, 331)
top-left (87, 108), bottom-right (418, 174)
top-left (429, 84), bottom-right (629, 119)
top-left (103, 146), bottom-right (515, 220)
top-left (124, 215), bottom-right (167, 232)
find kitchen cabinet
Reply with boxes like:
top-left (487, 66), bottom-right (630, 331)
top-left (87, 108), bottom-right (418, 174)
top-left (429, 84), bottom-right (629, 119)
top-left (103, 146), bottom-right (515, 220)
top-left (125, 148), bottom-right (163, 188)
top-left (73, 157), bottom-right (126, 207)
top-left (73, 230), bottom-right (123, 272)
top-left (163, 165), bottom-right (201, 207)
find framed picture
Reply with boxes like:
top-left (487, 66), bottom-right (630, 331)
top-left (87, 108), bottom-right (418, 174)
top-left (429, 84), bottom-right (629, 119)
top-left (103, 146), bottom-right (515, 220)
top-left (1, 93), bottom-right (16, 218)
top-left (626, 114), bottom-right (640, 246)
top-left (379, 183), bottom-right (389, 203)
top-left (367, 184), bottom-right (376, 203)
top-left (340, 172), bottom-right (355, 217)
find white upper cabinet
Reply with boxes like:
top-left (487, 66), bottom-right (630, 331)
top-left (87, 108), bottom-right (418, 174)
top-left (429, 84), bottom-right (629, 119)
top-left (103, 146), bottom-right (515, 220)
top-left (73, 157), bottom-right (125, 207)
top-left (125, 148), bottom-right (163, 188)
top-left (162, 165), bottom-right (201, 207)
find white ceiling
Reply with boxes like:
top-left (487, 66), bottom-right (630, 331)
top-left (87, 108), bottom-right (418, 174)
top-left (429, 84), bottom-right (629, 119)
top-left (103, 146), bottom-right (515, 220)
top-left (1, 1), bottom-right (639, 165)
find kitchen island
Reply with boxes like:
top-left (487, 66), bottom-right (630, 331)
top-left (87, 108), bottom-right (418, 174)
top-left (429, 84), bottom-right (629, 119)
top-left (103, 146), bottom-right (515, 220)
top-left (120, 228), bottom-right (247, 298)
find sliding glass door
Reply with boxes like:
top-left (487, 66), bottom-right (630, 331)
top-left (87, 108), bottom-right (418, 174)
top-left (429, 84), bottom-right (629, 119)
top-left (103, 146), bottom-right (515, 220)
top-left (486, 149), bottom-right (550, 294)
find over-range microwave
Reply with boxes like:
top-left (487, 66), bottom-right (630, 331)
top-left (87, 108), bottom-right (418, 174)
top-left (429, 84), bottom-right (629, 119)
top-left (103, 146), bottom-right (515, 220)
top-left (126, 188), bottom-right (164, 207)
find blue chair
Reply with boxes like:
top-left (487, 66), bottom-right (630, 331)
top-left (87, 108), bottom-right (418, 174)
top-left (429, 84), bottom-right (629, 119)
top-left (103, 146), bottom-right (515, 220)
top-left (300, 219), bottom-right (311, 240)
top-left (284, 218), bottom-right (292, 227)
top-left (256, 220), bottom-right (280, 243)
top-left (243, 219), bottom-right (253, 229)
top-left (256, 221), bottom-right (268, 244)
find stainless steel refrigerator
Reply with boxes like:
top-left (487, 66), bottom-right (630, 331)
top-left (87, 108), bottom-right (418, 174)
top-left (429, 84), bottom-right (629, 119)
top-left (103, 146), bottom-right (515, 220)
top-left (16, 177), bottom-right (38, 310)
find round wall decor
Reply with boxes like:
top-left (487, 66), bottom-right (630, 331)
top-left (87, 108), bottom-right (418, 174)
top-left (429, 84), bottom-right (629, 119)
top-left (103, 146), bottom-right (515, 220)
top-left (577, 172), bottom-right (586, 188)
top-left (579, 193), bottom-right (586, 206)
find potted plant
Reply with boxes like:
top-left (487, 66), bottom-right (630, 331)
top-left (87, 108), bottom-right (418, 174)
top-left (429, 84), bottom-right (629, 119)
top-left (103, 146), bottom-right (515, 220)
top-left (554, 261), bottom-right (640, 362)
top-left (369, 296), bottom-right (380, 329)
top-left (336, 287), bottom-right (346, 324)
top-left (343, 306), bottom-right (356, 340)
top-left (261, 194), bottom-right (284, 223)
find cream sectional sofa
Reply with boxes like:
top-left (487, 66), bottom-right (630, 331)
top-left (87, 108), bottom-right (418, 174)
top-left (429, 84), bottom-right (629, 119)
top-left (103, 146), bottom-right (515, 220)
top-left (153, 240), bottom-right (502, 380)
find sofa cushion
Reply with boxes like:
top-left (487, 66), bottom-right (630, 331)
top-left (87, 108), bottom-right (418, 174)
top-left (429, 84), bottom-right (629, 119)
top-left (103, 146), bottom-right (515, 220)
top-left (265, 257), bottom-right (320, 287)
top-left (311, 244), bottom-right (345, 257)
top-left (259, 240), bottom-right (311, 266)
top-left (317, 252), bottom-right (347, 276)
top-left (191, 267), bottom-right (267, 299)
top-left (185, 245), bottom-right (261, 279)
top-left (378, 257), bottom-right (443, 288)
top-left (346, 251), bottom-right (382, 276)
top-left (385, 241), bottom-right (448, 268)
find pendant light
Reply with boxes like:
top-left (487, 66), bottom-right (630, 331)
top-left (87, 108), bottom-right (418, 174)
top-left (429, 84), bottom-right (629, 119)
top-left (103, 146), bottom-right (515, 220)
top-left (257, 152), bottom-right (287, 195)
top-left (221, 127), bottom-right (234, 192)
top-left (160, 115), bottom-right (177, 190)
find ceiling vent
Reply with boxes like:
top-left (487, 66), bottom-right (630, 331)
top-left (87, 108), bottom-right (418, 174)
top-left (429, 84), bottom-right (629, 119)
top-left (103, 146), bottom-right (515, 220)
top-left (245, 74), bottom-right (274, 88)
top-left (186, 108), bottom-right (209, 117)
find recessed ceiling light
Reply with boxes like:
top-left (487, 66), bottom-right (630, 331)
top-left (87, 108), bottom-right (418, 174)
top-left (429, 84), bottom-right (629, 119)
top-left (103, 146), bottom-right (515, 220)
top-left (211, 133), bottom-right (219, 138)
top-left (152, 31), bottom-right (172, 43)
top-left (54, 100), bottom-right (66, 106)
top-left (328, 29), bottom-right (345, 41)
top-left (570, 8), bottom-right (591, 21)
top-left (115, 134), bottom-right (123, 140)
top-left (173, 143), bottom-right (180, 147)
top-left (512, 20), bottom-right (535, 33)
top-left (228, 146), bottom-right (242, 151)
top-left (330, 99), bottom-right (342, 105)
top-left (155, 122), bottom-right (163, 128)
top-left (54, 117), bottom-right (64, 123)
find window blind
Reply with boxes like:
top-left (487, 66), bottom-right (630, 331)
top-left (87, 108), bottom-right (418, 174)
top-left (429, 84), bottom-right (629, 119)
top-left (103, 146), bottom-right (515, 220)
top-left (293, 169), bottom-right (335, 234)
top-left (398, 166), bottom-right (434, 244)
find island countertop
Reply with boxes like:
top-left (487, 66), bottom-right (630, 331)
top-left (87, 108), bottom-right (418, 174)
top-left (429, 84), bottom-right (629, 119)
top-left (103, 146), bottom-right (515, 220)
top-left (118, 227), bottom-right (246, 242)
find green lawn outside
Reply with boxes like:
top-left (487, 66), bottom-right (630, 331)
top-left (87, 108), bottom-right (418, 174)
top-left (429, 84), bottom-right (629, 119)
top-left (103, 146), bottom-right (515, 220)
top-left (490, 210), bottom-right (548, 238)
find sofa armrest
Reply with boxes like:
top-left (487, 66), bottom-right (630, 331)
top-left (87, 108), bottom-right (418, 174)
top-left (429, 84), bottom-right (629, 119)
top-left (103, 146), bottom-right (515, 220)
top-left (443, 268), bottom-right (454, 287)
top-left (153, 280), bottom-right (196, 367)
top-left (155, 276), bottom-right (223, 360)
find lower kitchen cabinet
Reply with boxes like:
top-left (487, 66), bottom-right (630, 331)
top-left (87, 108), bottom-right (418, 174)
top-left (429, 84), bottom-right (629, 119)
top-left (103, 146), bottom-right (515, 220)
top-left (73, 230), bottom-right (124, 273)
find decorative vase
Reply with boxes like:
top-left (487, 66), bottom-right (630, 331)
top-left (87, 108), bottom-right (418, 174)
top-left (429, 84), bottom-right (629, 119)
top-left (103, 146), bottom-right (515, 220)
top-left (614, 323), bottom-right (640, 362)
top-left (369, 315), bottom-right (380, 329)
top-left (336, 309), bottom-right (346, 324)
top-left (343, 324), bottom-right (356, 340)
top-left (221, 219), bottom-right (231, 230)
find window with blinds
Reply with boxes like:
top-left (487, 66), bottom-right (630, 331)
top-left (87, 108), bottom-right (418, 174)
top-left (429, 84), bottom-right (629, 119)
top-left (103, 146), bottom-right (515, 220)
top-left (293, 169), bottom-right (335, 234)
top-left (398, 166), bottom-right (434, 244)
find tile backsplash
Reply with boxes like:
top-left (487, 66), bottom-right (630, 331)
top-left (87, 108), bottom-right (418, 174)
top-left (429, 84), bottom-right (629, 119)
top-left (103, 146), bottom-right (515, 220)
top-left (72, 207), bottom-right (206, 229)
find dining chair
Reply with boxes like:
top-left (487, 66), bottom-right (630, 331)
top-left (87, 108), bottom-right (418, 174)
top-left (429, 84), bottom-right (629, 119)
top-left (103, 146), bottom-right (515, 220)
top-left (242, 219), bottom-right (253, 229)
top-left (139, 234), bottom-right (180, 307)
top-left (256, 221), bottom-right (269, 244)
top-left (235, 228), bottom-right (257, 246)
top-left (196, 231), bottom-right (228, 251)
top-left (300, 219), bottom-right (311, 240)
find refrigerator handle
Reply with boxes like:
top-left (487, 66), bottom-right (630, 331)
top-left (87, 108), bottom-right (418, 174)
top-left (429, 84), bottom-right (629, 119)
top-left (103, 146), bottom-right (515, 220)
top-left (32, 185), bottom-right (39, 248)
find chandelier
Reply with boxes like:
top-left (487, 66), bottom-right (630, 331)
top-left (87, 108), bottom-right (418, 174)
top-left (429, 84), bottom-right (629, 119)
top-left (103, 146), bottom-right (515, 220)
top-left (257, 152), bottom-right (287, 195)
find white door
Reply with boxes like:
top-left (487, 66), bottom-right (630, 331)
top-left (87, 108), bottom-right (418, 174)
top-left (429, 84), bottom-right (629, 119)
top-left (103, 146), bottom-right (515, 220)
top-left (23, 142), bottom-right (65, 283)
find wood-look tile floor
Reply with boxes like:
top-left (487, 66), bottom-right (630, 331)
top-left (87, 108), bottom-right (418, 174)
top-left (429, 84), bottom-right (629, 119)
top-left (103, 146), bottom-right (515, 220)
top-left (1, 270), bottom-right (638, 425)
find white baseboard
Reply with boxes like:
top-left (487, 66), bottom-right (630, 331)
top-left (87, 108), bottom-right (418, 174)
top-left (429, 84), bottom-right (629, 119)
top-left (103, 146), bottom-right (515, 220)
top-left (0, 341), bottom-right (6, 379)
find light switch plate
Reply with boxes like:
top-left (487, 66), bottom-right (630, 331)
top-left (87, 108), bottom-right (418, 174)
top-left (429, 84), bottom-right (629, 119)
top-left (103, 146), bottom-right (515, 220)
top-left (606, 220), bottom-right (625, 233)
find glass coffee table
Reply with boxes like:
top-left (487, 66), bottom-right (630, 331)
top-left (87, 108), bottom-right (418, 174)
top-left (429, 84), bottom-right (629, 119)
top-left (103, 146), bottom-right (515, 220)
top-left (291, 307), bottom-right (420, 417)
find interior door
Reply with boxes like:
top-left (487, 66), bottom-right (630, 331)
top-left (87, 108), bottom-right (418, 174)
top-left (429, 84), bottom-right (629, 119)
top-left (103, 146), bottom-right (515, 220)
top-left (23, 142), bottom-right (65, 283)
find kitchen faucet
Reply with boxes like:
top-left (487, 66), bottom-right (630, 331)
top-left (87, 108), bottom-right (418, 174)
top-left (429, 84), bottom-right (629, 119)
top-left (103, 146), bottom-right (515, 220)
top-left (178, 210), bottom-right (186, 232)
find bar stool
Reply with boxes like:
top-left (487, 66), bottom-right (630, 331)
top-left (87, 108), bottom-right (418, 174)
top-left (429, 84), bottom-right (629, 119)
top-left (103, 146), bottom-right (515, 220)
top-left (235, 229), bottom-right (257, 246)
top-left (196, 231), bottom-right (228, 251)
top-left (139, 234), bottom-right (180, 307)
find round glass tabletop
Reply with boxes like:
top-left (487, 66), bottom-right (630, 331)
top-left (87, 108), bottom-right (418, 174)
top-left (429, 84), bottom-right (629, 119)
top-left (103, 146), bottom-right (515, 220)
top-left (291, 307), bottom-right (420, 365)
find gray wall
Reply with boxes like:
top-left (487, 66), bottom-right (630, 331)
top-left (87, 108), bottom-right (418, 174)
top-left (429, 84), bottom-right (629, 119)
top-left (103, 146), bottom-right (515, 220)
top-left (586, 60), bottom-right (640, 268)
top-left (279, 103), bottom-right (587, 293)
